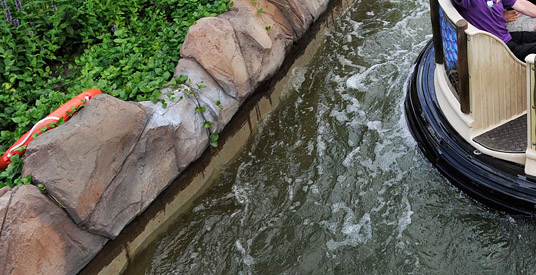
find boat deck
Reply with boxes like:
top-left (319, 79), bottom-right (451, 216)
top-left (405, 40), bottom-right (536, 215)
top-left (473, 115), bottom-right (526, 153)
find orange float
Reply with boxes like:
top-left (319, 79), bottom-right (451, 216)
top-left (0, 88), bottom-right (102, 170)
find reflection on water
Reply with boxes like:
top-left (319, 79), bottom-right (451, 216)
top-left (142, 0), bottom-right (536, 273)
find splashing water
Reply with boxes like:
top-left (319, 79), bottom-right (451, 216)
top-left (141, 0), bottom-right (536, 274)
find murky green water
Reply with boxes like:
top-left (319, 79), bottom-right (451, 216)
top-left (142, 0), bottom-right (536, 273)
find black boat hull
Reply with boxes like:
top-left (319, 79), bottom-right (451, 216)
top-left (404, 41), bottom-right (536, 215)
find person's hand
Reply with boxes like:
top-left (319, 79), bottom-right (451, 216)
top-left (504, 10), bottom-right (521, 22)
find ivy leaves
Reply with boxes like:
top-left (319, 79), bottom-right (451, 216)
top-left (0, 154), bottom-right (31, 189)
top-left (0, 0), bottom-right (229, 155)
top-left (0, 0), bottom-right (230, 188)
top-left (173, 76), bottom-right (222, 148)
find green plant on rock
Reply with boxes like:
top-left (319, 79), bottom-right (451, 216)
top-left (0, 0), bottom-right (230, 188)
top-left (168, 76), bottom-right (222, 148)
top-left (0, 154), bottom-right (31, 189)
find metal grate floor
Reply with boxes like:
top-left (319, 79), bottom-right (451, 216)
top-left (473, 114), bottom-right (527, 153)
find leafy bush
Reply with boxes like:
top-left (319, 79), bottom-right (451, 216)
top-left (0, 0), bottom-right (228, 188)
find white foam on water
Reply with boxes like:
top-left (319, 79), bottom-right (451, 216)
top-left (397, 37), bottom-right (435, 150)
top-left (397, 196), bottom-right (413, 241)
top-left (345, 33), bottom-right (353, 43)
top-left (348, 20), bottom-right (364, 39)
top-left (338, 55), bottom-right (360, 69)
top-left (348, 138), bottom-right (356, 147)
top-left (398, 72), bottom-right (419, 147)
top-left (372, 196), bottom-right (386, 212)
top-left (315, 101), bottom-right (331, 177)
top-left (310, 184), bottom-right (320, 195)
top-left (342, 146), bottom-right (361, 168)
top-left (366, 120), bottom-right (383, 132)
top-left (323, 202), bottom-right (372, 251)
top-left (360, 159), bottom-right (377, 176)
top-left (290, 66), bottom-right (307, 91)
top-left (304, 140), bottom-right (314, 156)
top-left (288, 184), bottom-right (294, 201)
top-left (316, 124), bottom-right (327, 156)
top-left (232, 183), bottom-right (250, 205)
top-left (346, 63), bottom-right (383, 91)
top-left (235, 240), bottom-right (255, 267)
top-left (319, 220), bottom-right (339, 235)
top-left (330, 109), bottom-right (350, 123)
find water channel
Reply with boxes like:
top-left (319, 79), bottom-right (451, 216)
top-left (136, 0), bottom-right (536, 273)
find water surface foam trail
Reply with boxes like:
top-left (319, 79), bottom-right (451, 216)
top-left (143, 0), bottom-right (536, 273)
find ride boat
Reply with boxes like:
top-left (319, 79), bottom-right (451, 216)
top-left (404, 0), bottom-right (536, 215)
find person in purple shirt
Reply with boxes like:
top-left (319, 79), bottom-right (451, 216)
top-left (452, 0), bottom-right (536, 60)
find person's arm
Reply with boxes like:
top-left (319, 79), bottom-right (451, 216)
top-left (513, 0), bottom-right (536, 17)
top-left (505, 9), bottom-right (521, 21)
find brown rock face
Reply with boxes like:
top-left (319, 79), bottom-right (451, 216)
top-left (0, 185), bottom-right (107, 275)
top-left (5, 0), bottom-right (332, 270)
top-left (302, 0), bottom-right (329, 20)
top-left (82, 116), bottom-right (179, 237)
top-left (22, 94), bottom-right (150, 238)
top-left (270, 0), bottom-right (314, 39)
top-left (222, 0), bottom-right (295, 87)
top-left (180, 17), bottom-right (251, 101)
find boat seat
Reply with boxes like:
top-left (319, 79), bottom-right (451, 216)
top-left (438, 0), bottom-right (528, 162)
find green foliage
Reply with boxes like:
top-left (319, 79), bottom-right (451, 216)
top-left (37, 183), bottom-right (47, 194)
top-left (203, 121), bottom-right (213, 128)
top-left (0, 0), bottom-right (229, 188)
top-left (172, 77), bottom-right (221, 149)
top-left (0, 154), bottom-right (31, 188)
top-left (216, 100), bottom-right (224, 109)
top-left (209, 133), bottom-right (218, 147)
top-left (0, 0), bottom-right (228, 152)
top-left (195, 105), bottom-right (206, 113)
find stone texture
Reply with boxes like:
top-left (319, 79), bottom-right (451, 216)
top-left (222, 0), bottom-right (294, 87)
top-left (81, 112), bottom-right (179, 238)
top-left (0, 185), bottom-right (107, 275)
top-left (174, 58), bottom-right (240, 132)
top-left (0, 187), bottom-right (11, 239)
top-left (2, 0), bottom-right (330, 271)
top-left (269, 0), bottom-right (313, 39)
top-left (180, 17), bottom-right (251, 101)
top-left (22, 94), bottom-right (150, 238)
top-left (141, 87), bottom-right (212, 171)
top-left (302, 0), bottom-right (329, 20)
top-left (0, 186), bottom-right (9, 198)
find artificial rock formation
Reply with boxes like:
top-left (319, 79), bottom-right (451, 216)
top-left (221, 0), bottom-right (294, 85)
top-left (180, 17), bottom-right (251, 101)
top-left (173, 58), bottom-right (240, 133)
top-left (0, 185), bottom-right (107, 275)
top-left (13, 0), bottom-right (331, 273)
top-left (22, 95), bottom-right (150, 238)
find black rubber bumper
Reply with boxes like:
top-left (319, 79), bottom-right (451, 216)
top-left (404, 41), bottom-right (536, 216)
